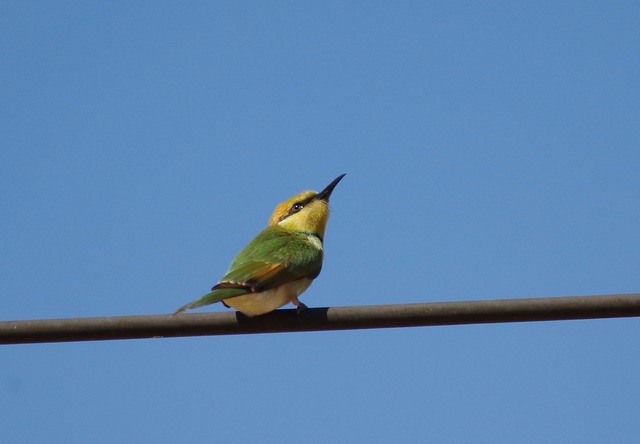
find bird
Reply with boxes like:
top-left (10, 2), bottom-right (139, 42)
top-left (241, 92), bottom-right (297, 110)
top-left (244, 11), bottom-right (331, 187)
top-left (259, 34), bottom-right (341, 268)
top-left (174, 174), bottom-right (346, 316)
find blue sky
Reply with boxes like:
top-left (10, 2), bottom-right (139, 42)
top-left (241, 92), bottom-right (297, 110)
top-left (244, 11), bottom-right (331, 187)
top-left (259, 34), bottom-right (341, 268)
top-left (1, 1), bottom-right (639, 442)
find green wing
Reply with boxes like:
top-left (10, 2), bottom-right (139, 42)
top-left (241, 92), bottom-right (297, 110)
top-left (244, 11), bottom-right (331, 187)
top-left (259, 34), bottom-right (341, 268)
top-left (174, 226), bottom-right (323, 313)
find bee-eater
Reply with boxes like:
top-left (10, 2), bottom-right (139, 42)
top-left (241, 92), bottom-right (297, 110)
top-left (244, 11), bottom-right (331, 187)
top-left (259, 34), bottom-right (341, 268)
top-left (175, 174), bottom-right (345, 316)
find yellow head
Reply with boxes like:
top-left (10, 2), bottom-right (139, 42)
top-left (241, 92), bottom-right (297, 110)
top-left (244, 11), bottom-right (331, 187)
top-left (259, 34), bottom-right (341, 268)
top-left (268, 174), bottom-right (346, 239)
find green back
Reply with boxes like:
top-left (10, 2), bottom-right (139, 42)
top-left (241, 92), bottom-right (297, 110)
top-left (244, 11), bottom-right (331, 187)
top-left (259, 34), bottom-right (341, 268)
top-left (175, 225), bottom-right (323, 312)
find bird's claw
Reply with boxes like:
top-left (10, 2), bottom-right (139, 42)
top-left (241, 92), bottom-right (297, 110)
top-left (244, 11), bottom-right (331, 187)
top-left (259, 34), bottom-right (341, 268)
top-left (295, 301), bottom-right (309, 313)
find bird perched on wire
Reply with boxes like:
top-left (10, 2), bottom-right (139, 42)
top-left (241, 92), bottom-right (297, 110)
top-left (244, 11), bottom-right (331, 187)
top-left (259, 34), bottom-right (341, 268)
top-left (174, 174), bottom-right (346, 317)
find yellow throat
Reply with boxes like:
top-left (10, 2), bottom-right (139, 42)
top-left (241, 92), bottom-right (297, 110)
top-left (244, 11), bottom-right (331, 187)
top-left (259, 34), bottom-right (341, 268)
top-left (269, 191), bottom-right (331, 238)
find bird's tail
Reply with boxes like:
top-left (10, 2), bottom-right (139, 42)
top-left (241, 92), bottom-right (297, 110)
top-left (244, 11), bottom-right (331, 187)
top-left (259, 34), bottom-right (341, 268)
top-left (173, 287), bottom-right (248, 315)
top-left (173, 291), bottom-right (219, 315)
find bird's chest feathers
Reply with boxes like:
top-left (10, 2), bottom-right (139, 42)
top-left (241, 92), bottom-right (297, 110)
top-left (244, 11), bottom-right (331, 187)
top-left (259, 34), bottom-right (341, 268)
top-left (304, 232), bottom-right (323, 251)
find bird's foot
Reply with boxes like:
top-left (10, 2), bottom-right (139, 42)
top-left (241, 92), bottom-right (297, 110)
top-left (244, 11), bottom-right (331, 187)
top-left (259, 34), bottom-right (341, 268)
top-left (292, 298), bottom-right (309, 313)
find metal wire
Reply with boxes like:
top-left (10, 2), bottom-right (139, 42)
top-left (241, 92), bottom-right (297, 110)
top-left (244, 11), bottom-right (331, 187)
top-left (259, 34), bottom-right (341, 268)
top-left (1, 293), bottom-right (639, 345)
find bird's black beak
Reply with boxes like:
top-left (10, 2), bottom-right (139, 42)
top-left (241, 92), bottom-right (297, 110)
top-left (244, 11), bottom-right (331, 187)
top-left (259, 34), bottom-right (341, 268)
top-left (316, 174), bottom-right (346, 202)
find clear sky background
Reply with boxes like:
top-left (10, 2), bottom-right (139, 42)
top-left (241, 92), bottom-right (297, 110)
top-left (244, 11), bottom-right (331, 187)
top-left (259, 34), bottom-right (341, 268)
top-left (1, 2), bottom-right (639, 443)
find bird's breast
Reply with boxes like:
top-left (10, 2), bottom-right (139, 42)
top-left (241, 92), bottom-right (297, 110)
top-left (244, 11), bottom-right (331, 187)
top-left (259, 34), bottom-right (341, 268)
top-left (305, 232), bottom-right (323, 251)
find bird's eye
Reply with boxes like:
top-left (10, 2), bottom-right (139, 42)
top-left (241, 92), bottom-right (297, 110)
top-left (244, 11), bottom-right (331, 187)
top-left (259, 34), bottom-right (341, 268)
top-left (291, 203), bottom-right (304, 212)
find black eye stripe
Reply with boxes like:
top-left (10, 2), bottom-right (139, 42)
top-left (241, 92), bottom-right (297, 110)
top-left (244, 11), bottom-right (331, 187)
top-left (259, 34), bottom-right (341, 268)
top-left (278, 194), bottom-right (317, 222)
top-left (286, 202), bottom-right (305, 217)
top-left (291, 195), bottom-right (316, 212)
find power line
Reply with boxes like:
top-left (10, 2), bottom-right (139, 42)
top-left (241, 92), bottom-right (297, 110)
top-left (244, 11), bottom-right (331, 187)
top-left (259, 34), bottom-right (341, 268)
top-left (1, 293), bottom-right (639, 345)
